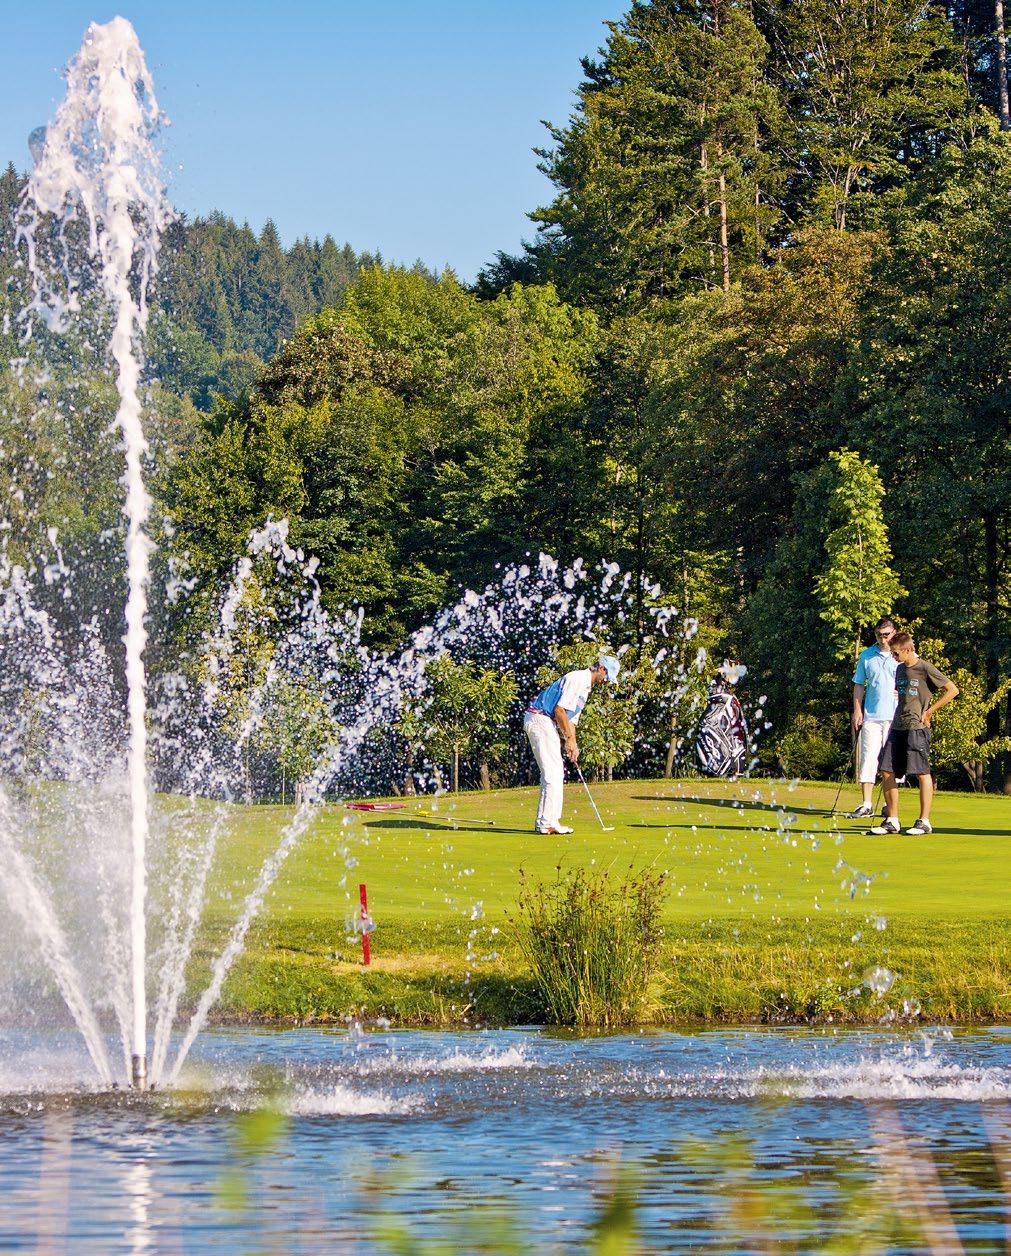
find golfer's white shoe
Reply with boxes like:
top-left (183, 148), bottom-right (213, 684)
top-left (869, 818), bottom-right (901, 835)
top-left (847, 803), bottom-right (874, 819)
top-left (905, 818), bottom-right (933, 836)
top-left (536, 823), bottom-right (574, 835)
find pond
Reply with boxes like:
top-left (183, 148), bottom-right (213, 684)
top-left (1, 1024), bottom-right (1009, 1252)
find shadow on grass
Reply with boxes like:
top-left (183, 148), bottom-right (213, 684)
top-left (635, 793), bottom-right (823, 815)
top-left (920, 826), bottom-right (1011, 837)
top-left (627, 821), bottom-right (828, 835)
top-left (362, 819), bottom-right (530, 835)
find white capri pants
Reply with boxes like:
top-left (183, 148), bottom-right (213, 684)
top-left (524, 710), bottom-right (564, 829)
top-left (858, 719), bottom-right (892, 783)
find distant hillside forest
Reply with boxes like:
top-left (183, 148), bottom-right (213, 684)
top-left (0, 163), bottom-right (431, 407)
top-left (2, 0), bottom-right (1011, 789)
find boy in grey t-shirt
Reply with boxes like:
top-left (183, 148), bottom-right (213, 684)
top-left (870, 632), bottom-right (959, 836)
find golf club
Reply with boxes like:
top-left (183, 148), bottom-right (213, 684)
top-left (575, 765), bottom-right (615, 832)
top-left (828, 731), bottom-right (858, 816)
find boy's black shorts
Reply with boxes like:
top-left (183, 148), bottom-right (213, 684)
top-left (879, 727), bottom-right (931, 778)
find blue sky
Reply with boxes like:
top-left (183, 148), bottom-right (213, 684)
top-left (0, 2), bottom-right (619, 280)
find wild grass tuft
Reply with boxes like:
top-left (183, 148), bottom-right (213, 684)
top-left (513, 864), bottom-right (667, 1027)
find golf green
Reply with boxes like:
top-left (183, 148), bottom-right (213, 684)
top-left (188, 778), bottom-right (1011, 1025)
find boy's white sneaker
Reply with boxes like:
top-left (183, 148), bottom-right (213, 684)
top-left (869, 818), bottom-right (901, 835)
top-left (536, 823), bottom-right (573, 835)
top-left (905, 818), bottom-right (933, 836)
top-left (848, 803), bottom-right (874, 819)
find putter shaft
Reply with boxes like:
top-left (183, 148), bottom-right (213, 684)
top-left (576, 765), bottom-right (614, 832)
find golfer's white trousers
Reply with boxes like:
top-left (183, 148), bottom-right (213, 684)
top-left (524, 711), bottom-right (564, 829)
top-left (858, 719), bottom-right (891, 783)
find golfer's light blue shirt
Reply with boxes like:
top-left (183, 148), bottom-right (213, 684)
top-left (529, 669), bottom-right (592, 724)
top-left (853, 646), bottom-right (898, 721)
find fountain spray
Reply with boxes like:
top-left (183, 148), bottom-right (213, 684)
top-left (18, 19), bottom-right (171, 1089)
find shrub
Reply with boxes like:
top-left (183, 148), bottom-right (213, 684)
top-left (512, 864), bottom-right (667, 1027)
top-left (775, 712), bottom-right (849, 780)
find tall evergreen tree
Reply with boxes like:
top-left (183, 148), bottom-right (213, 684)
top-left (532, 0), bottom-right (784, 310)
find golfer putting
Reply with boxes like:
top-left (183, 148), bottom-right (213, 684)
top-left (524, 655), bottom-right (620, 834)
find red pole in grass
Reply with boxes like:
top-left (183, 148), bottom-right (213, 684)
top-left (359, 882), bottom-right (372, 966)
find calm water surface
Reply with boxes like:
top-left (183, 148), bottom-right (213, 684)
top-left (1, 1025), bottom-right (1009, 1252)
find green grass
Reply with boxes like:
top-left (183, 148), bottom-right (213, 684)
top-left (178, 777), bottom-right (1011, 1026)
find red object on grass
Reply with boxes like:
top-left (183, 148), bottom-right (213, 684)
top-left (359, 882), bottom-right (371, 966)
top-left (346, 802), bottom-right (407, 812)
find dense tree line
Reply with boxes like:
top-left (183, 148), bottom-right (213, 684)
top-left (3, 0), bottom-right (1011, 789)
top-left (0, 163), bottom-right (399, 407)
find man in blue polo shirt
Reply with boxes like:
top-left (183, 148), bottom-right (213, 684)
top-left (524, 655), bottom-right (620, 834)
top-left (848, 616), bottom-right (899, 819)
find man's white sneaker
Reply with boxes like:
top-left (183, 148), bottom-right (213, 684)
top-left (848, 804), bottom-right (874, 819)
top-left (536, 824), bottom-right (573, 835)
top-left (869, 818), bottom-right (901, 835)
top-left (905, 819), bottom-right (933, 836)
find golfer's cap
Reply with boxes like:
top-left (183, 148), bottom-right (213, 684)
top-left (599, 654), bottom-right (620, 683)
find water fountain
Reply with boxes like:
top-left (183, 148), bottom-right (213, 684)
top-left (14, 17), bottom-right (169, 1090)
top-left (0, 16), bottom-right (753, 1099)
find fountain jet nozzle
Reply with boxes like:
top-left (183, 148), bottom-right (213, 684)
top-left (131, 1054), bottom-right (148, 1091)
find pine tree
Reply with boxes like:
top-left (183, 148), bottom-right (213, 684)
top-left (532, 0), bottom-right (784, 310)
top-left (0, 163), bottom-right (23, 254)
top-left (285, 237), bottom-right (314, 329)
top-left (316, 235), bottom-right (348, 308)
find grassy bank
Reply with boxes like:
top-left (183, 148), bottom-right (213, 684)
top-left (183, 778), bottom-right (1011, 1026)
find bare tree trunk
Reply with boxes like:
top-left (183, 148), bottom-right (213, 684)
top-left (754, 134), bottom-right (763, 262)
top-left (479, 759), bottom-right (491, 790)
top-left (717, 165), bottom-right (731, 292)
top-left (452, 747), bottom-right (460, 793)
top-left (997, 0), bottom-right (1011, 130)
top-left (962, 761), bottom-right (984, 792)
top-left (701, 141), bottom-right (717, 285)
top-left (836, 163), bottom-right (858, 231)
top-left (665, 726), bottom-right (678, 778)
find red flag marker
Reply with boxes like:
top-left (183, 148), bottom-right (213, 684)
top-left (359, 882), bottom-right (372, 966)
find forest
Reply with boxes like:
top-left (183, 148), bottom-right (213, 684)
top-left (2, 0), bottom-right (1010, 792)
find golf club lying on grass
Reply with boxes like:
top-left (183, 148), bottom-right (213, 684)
top-left (345, 801), bottom-right (496, 826)
top-left (575, 765), bottom-right (614, 832)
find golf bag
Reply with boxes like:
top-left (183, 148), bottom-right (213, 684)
top-left (695, 688), bottom-right (748, 778)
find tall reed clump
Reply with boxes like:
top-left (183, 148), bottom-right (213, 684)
top-left (513, 864), bottom-right (668, 1028)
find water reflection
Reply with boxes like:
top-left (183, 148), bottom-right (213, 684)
top-left (122, 1158), bottom-right (153, 1255)
top-left (1, 1026), bottom-right (1010, 1251)
top-left (35, 1107), bottom-right (72, 1254)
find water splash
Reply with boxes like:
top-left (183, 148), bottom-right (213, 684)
top-left (0, 21), bottom-right (777, 1097)
top-left (0, 789), bottom-right (113, 1085)
top-left (17, 18), bottom-right (170, 1087)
